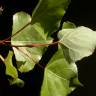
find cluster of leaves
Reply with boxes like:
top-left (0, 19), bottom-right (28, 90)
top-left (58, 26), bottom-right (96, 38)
top-left (0, 0), bottom-right (96, 96)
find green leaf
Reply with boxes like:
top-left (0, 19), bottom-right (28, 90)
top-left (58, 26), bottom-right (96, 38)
top-left (62, 21), bottom-right (76, 29)
top-left (32, 0), bottom-right (70, 35)
top-left (11, 12), bottom-right (51, 72)
top-left (58, 26), bottom-right (96, 63)
top-left (4, 51), bottom-right (18, 79)
top-left (70, 77), bottom-right (83, 87)
top-left (41, 47), bottom-right (78, 96)
top-left (9, 78), bottom-right (25, 88)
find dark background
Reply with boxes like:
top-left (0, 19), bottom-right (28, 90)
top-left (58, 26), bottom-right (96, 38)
top-left (0, 0), bottom-right (96, 96)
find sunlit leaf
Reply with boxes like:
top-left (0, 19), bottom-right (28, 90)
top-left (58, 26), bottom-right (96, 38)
top-left (58, 26), bottom-right (96, 63)
top-left (11, 12), bottom-right (51, 72)
top-left (11, 0), bottom-right (70, 72)
top-left (4, 51), bottom-right (18, 79)
top-left (32, 0), bottom-right (70, 35)
top-left (41, 47), bottom-right (79, 96)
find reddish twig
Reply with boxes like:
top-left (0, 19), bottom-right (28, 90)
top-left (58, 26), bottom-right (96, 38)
top-left (0, 40), bottom-right (59, 47)
top-left (0, 22), bottom-right (31, 44)
top-left (11, 41), bottom-right (59, 47)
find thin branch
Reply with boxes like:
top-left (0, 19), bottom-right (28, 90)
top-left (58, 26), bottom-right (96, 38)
top-left (12, 42), bottom-right (58, 47)
top-left (15, 47), bottom-right (44, 69)
top-left (11, 22), bottom-right (31, 38)
top-left (0, 22), bottom-right (31, 44)
top-left (0, 54), bottom-right (5, 63)
top-left (1, 41), bottom-right (59, 47)
top-left (15, 47), bottom-right (37, 63)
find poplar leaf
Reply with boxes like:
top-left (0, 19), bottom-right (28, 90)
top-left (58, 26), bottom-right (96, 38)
top-left (4, 51), bottom-right (18, 79)
top-left (11, 12), bottom-right (50, 72)
top-left (58, 26), bottom-right (96, 63)
top-left (41, 47), bottom-right (79, 96)
top-left (32, 0), bottom-right (70, 35)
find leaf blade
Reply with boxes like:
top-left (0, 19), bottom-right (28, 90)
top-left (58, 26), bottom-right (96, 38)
top-left (11, 12), bottom-right (51, 72)
top-left (41, 47), bottom-right (79, 96)
top-left (58, 26), bottom-right (96, 62)
top-left (32, 0), bottom-right (70, 35)
top-left (4, 51), bottom-right (18, 79)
